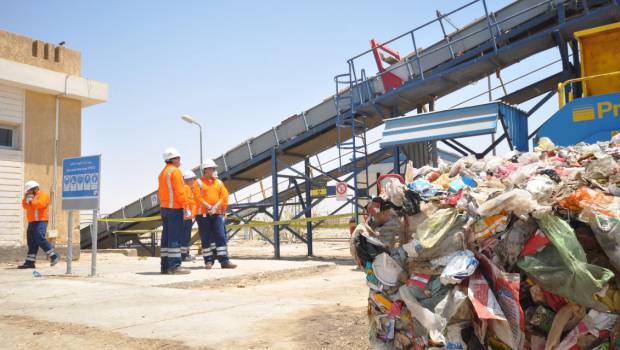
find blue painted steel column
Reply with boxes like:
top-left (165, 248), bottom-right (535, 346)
top-left (304, 158), bottom-right (313, 256)
top-left (271, 148), bottom-right (280, 259)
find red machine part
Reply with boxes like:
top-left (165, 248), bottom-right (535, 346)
top-left (370, 39), bottom-right (404, 92)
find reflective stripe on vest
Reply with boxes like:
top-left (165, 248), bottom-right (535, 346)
top-left (34, 209), bottom-right (39, 221)
top-left (166, 168), bottom-right (175, 208)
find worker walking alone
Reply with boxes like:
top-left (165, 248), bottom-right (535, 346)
top-left (18, 181), bottom-right (60, 269)
top-left (158, 148), bottom-right (190, 274)
top-left (181, 170), bottom-right (197, 262)
top-left (194, 159), bottom-right (237, 269)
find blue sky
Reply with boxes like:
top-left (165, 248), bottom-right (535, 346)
top-left (2, 0), bottom-right (562, 214)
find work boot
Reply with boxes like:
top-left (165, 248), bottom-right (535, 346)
top-left (168, 266), bottom-right (191, 275)
top-left (17, 262), bottom-right (35, 269)
top-left (50, 253), bottom-right (61, 267)
top-left (160, 268), bottom-right (169, 274)
top-left (221, 261), bottom-right (237, 269)
top-left (204, 262), bottom-right (214, 270)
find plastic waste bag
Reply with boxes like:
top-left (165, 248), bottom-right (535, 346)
top-left (585, 156), bottom-right (618, 180)
top-left (372, 252), bottom-right (406, 287)
top-left (405, 160), bottom-right (416, 183)
top-left (525, 175), bottom-right (556, 201)
top-left (477, 189), bottom-right (538, 219)
top-left (536, 137), bottom-right (555, 152)
top-left (472, 214), bottom-right (509, 242)
top-left (412, 208), bottom-right (466, 260)
top-left (517, 213), bottom-right (614, 311)
top-left (560, 186), bottom-right (620, 218)
top-left (439, 250), bottom-right (479, 285)
top-left (399, 284), bottom-right (446, 344)
top-left (585, 211), bottom-right (620, 271)
top-left (449, 176), bottom-right (477, 193)
top-left (383, 177), bottom-right (405, 207)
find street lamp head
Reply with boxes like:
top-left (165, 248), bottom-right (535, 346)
top-left (181, 114), bottom-right (195, 124)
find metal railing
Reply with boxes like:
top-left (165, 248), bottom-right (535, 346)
top-left (558, 70), bottom-right (620, 107)
top-left (341, 0), bottom-right (560, 108)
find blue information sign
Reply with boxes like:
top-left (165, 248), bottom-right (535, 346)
top-left (62, 155), bottom-right (101, 210)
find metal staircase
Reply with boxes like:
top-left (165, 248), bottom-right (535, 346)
top-left (334, 68), bottom-right (371, 221)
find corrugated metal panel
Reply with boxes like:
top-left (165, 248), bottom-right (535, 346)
top-left (382, 102), bottom-right (528, 155)
top-left (0, 84), bottom-right (24, 247)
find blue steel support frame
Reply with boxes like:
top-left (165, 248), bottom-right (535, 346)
top-left (305, 158), bottom-right (313, 256)
top-left (271, 147), bottom-right (280, 259)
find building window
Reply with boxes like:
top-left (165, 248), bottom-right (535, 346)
top-left (0, 127), bottom-right (15, 149)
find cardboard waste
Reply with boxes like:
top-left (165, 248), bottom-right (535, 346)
top-left (351, 136), bottom-right (620, 349)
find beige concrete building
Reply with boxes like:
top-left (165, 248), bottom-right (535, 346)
top-left (0, 29), bottom-right (108, 261)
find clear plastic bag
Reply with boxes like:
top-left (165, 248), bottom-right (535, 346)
top-left (517, 213), bottom-right (614, 311)
top-left (585, 211), bottom-right (620, 271)
top-left (476, 189), bottom-right (538, 219)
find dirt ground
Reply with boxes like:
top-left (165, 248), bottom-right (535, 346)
top-left (0, 239), bottom-right (371, 350)
top-left (0, 307), bottom-right (369, 350)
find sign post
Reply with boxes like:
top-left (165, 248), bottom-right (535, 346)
top-left (62, 155), bottom-right (101, 276)
top-left (336, 182), bottom-right (348, 201)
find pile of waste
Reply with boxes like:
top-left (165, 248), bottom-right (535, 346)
top-left (351, 135), bottom-right (620, 350)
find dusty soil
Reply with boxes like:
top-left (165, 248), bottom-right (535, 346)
top-left (0, 314), bottom-right (207, 350)
top-left (1, 306), bottom-right (370, 350)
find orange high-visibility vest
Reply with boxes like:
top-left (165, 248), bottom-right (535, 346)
top-left (193, 177), bottom-right (228, 215)
top-left (158, 164), bottom-right (188, 209)
top-left (22, 191), bottom-right (50, 222)
top-left (183, 183), bottom-right (197, 220)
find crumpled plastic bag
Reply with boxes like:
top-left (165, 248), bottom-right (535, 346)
top-left (484, 155), bottom-right (505, 174)
top-left (517, 213), bottom-right (614, 311)
top-left (411, 208), bottom-right (466, 260)
top-left (372, 252), bottom-right (406, 287)
top-left (560, 187), bottom-right (620, 218)
top-left (439, 250), bottom-right (479, 285)
top-left (536, 137), bottom-right (556, 152)
top-left (383, 177), bottom-right (405, 207)
top-left (495, 218), bottom-right (537, 270)
top-left (525, 175), bottom-right (556, 201)
top-left (507, 162), bottom-right (540, 187)
top-left (399, 284), bottom-right (447, 344)
top-left (477, 189), bottom-right (539, 219)
top-left (472, 213), bottom-right (509, 242)
top-left (585, 155), bottom-right (619, 180)
top-left (583, 211), bottom-right (620, 271)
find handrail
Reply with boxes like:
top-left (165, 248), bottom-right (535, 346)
top-left (557, 70), bottom-right (620, 107)
top-left (345, 0), bottom-right (557, 98)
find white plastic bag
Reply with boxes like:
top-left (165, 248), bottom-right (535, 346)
top-left (439, 250), bottom-right (479, 285)
top-left (525, 175), bottom-right (556, 201)
top-left (399, 284), bottom-right (447, 344)
top-left (477, 189), bottom-right (538, 218)
top-left (372, 252), bottom-right (405, 287)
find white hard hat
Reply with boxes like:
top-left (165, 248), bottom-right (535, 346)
top-left (24, 180), bottom-right (40, 192)
top-left (202, 159), bottom-right (217, 169)
top-left (183, 170), bottom-right (196, 180)
top-left (163, 147), bottom-right (181, 161)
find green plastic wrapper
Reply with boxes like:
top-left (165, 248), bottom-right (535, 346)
top-left (517, 213), bottom-right (614, 311)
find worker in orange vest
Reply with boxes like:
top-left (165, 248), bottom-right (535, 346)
top-left (158, 147), bottom-right (190, 274)
top-left (181, 169), bottom-right (197, 262)
top-left (18, 180), bottom-right (60, 269)
top-left (194, 159), bottom-right (237, 269)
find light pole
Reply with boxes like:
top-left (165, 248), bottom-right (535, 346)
top-left (180, 114), bottom-right (204, 173)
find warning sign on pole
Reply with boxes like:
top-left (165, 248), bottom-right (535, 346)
top-left (336, 182), bottom-right (347, 201)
